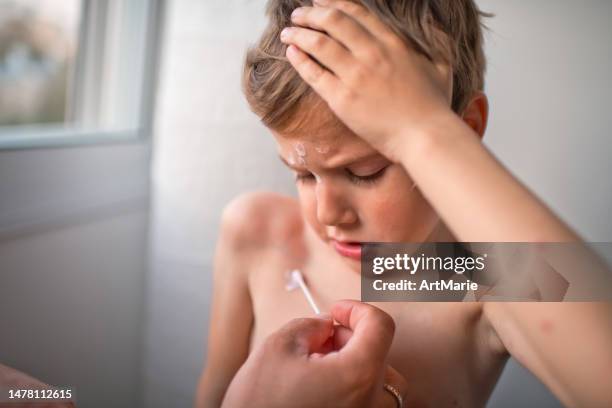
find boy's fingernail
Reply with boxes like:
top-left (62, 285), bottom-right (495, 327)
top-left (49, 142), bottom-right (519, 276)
top-left (285, 45), bottom-right (299, 59)
top-left (280, 27), bottom-right (291, 40)
top-left (291, 7), bottom-right (304, 19)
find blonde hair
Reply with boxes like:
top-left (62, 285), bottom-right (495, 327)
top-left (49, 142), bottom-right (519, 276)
top-left (243, 0), bottom-right (490, 134)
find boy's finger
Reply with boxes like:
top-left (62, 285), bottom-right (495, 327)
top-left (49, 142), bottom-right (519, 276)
top-left (290, 5), bottom-right (376, 58)
top-left (317, 0), bottom-right (400, 49)
top-left (280, 26), bottom-right (355, 78)
top-left (285, 44), bottom-right (342, 103)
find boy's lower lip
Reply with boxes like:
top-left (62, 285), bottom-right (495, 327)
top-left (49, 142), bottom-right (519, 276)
top-left (331, 240), bottom-right (362, 260)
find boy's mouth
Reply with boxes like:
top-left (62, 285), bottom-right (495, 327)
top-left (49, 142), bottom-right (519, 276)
top-left (330, 240), bottom-right (362, 261)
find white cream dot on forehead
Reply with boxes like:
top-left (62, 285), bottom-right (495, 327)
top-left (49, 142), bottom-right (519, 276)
top-left (314, 145), bottom-right (330, 154)
top-left (294, 142), bottom-right (307, 157)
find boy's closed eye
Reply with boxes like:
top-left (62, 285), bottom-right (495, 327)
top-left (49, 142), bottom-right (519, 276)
top-left (293, 164), bottom-right (390, 185)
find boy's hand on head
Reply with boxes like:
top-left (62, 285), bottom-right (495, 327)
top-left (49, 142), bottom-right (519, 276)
top-left (280, 0), bottom-right (454, 162)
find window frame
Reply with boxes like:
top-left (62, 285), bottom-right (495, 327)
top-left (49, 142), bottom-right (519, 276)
top-left (0, 0), bottom-right (164, 150)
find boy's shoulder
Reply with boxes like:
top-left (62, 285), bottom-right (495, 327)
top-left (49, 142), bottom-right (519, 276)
top-left (219, 191), bottom-right (303, 253)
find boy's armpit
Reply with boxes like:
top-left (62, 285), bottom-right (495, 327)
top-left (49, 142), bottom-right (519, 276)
top-left (480, 303), bottom-right (511, 357)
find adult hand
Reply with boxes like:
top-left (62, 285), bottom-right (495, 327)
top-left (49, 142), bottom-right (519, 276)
top-left (0, 363), bottom-right (75, 408)
top-left (279, 0), bottom-right (454, 163)
top-left (221, 300), bottom-right (407, 407)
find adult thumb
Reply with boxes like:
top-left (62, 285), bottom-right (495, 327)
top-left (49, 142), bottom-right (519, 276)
top-left (330, 300), bottom-right (395, 366)
top-left (273, 314), bottom-right (334, 356)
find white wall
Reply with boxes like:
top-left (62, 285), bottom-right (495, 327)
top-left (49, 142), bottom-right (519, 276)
top-left (0, 144), bottom-right (151, 408)
top-left (145, 0), bottom-right (612, 406)
top-left (481, 0), bottom-right (612, 242)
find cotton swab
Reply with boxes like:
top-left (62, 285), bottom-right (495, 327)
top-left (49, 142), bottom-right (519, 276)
top-left (285, 269), bottom-right (321, 315)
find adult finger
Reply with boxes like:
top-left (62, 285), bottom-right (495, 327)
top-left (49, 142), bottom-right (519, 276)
top-left (380, 365), bottom-right (409, 408)
top-left (332, 324), bottom-right (353, 350)
top-left (272, 314), bottom-right (334, 357)
top-left (309, 325), bottom-right (351, 359)
top-left (280, 26), bottom-right (355, 78)
top-left (330, 300), bottom-right (396, 367)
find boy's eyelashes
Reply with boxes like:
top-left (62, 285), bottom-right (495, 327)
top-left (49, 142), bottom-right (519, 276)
top-left (294, 166), bottom-right (389, 185)
top-left (347, 166), bottom-right (388, 185)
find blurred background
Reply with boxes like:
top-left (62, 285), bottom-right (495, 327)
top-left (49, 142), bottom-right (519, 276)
top-left (0, 0), bottom-right (610, 407)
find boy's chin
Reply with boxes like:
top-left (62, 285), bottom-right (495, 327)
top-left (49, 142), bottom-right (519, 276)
top-left (339, 256), bottom-right (362, 275)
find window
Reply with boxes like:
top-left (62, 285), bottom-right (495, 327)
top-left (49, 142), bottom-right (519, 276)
top-left (0, 0), bottom-right (80, 127)
top-left (0, 0), bottom-right (162, 148)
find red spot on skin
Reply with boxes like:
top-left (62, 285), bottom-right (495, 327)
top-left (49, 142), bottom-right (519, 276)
top-left (540, 319), bottom-right (554, 334)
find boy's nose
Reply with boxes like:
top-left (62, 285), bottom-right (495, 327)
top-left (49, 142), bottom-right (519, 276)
top-left (315, 182), bottom-right (357, 226)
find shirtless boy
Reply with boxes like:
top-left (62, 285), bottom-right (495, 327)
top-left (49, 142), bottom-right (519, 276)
top-left (196, 1), bottom-right (612, 406)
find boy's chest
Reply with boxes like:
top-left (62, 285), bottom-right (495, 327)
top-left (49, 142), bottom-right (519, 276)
top-left (249, 271), bottom-right (498, 405)
top-left (246, 237), bottom-right (503, 406)
top-left (248, 254), bottom-right (486, 362)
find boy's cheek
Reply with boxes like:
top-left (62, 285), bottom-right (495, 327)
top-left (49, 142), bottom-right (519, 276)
top-left (361, 183), bottom-right (435, 241)
top-left (298, 193), bottom-right (327, 240)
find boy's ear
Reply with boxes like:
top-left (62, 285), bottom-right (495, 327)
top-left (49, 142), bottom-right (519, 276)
top-left (461, 92), bottom-right (489, 140)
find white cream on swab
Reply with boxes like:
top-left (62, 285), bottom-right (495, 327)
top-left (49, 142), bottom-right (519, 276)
top-left (286, 269), bottom-right (321, 315)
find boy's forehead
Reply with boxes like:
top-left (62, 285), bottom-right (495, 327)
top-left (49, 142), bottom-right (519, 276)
top-left (273, 122), bottom-right (344, 144)
top-left (272, 104), bottom-right (355, 145)
top-left (272, 124), bottom-right (378, 169)
top-left (271, 121), bottom-right (360, 153)
top-left (269, 96), bottom-right (376, 160)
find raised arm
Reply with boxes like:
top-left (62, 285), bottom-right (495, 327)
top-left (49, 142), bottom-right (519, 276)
top-left (484, 302), bottom-right (612, 407)
top-left (395, 113), bottom-right (580, 242)
top-left (279, 1), bottom-right (612, 405)
top-left (282, 0), bottom-right (579, 243)
top-left (402, 115), bottom-right (612, 406)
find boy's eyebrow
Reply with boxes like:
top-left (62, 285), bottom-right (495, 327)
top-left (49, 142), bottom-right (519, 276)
top-left (278, 152), bottom-right (386, 170)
